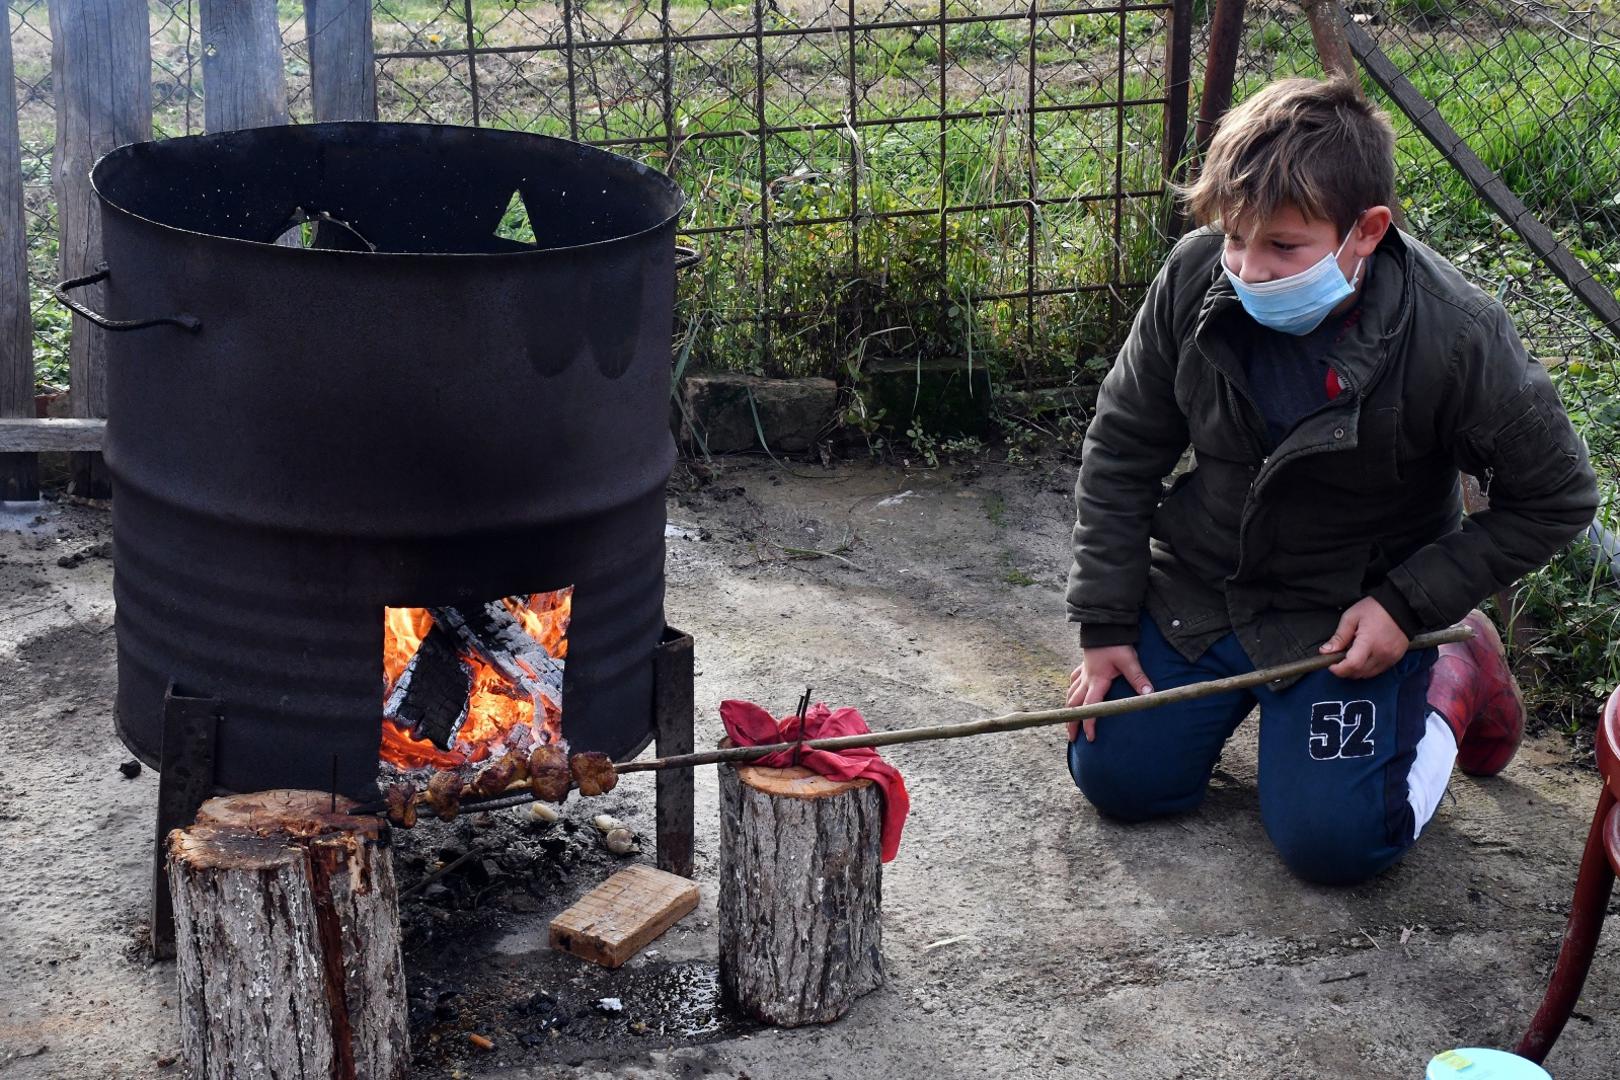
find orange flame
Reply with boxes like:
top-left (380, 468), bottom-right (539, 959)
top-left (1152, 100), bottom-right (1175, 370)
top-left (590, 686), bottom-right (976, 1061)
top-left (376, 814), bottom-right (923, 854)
top-left (383, 607), bottom-right (434, 689)
top-left (380, 589), bottom-right (573, 774)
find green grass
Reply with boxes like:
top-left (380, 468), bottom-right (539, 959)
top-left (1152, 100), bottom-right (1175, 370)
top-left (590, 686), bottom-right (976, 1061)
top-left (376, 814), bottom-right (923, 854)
top-left (983, 491), bottom-right (1007, 528)
top-left (369, 12), bottom-right (1620, 394)
top-left (1506, 488), bottom-right (1620, 735)
top-left (1001, 557), bottom-right (1037, 586)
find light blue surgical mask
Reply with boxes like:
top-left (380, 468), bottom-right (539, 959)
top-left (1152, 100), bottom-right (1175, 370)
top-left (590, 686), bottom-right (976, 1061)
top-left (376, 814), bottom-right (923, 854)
top-left (1224, 223), bottom-right (1365, 335)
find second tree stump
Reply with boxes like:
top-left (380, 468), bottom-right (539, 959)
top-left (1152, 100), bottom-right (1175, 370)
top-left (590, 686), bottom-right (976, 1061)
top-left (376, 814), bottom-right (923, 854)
top-left (166, 790), bottom-right (409, 1080)
top-left (718, 761), bottom-right (884, 1026)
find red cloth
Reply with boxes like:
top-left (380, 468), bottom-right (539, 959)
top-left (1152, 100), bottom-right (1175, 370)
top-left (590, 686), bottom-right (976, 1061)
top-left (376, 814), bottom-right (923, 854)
top-left (719, 700), bottom-right (910, 862)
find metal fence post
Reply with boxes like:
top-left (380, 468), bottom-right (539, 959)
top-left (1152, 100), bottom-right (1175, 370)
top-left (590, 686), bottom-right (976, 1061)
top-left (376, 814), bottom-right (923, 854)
top-left (1194, 0), bottom-right (1246, 157)
top-left (1162, 0), bottom-right (1193, 185)
top-left (1300, 0), bottom-right (1359, 84)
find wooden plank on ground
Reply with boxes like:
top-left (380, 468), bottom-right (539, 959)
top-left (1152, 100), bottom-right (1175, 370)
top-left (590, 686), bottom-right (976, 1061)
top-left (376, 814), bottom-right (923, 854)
top-left (48, 0), bottom-right (150, 498)
top-left (549, 865), bottom-right (699, 969)
top-left (0, 417), bottom-right (107, 452)
top-left (0, 13), bottom-right (37, 498)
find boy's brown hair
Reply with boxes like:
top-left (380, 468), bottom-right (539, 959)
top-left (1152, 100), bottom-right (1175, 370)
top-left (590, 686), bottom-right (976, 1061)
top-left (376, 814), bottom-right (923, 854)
top-left (1181, 77), bottom-right (1396, 234)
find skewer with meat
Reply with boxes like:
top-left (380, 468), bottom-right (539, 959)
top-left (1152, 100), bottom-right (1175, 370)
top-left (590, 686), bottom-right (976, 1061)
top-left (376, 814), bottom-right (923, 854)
top-left (373, 747), bottom-right (622, 829)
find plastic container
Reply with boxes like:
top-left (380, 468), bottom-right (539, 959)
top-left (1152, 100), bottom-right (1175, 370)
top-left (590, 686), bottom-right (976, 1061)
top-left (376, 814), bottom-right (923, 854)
top-left (1426, 1049), bottom-right (1553, 1079)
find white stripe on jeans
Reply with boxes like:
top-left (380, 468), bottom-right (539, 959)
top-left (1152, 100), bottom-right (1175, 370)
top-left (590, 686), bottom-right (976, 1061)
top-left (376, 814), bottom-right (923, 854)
top-left (1408, 710), bottom-right (1458, 839)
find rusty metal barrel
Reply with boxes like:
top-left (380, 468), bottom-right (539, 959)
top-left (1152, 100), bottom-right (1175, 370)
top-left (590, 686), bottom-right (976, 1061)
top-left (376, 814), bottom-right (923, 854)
top-left (75, 123), bottom-right (685, 796)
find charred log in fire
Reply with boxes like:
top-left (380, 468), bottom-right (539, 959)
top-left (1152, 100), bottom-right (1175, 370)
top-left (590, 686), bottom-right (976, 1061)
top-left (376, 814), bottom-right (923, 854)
top-left (383, 620), bottom-right (472, 750)
top-left (428, 602), bottom-right (564, 718)
top-left (377, 750), bottom-right (619, 829)
top-left (381, 593), bottom-right (572, 771)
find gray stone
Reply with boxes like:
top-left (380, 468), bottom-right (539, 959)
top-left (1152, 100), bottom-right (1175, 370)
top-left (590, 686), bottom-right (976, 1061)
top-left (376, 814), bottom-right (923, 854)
top-left (679, 374), bottom-right (838, 454)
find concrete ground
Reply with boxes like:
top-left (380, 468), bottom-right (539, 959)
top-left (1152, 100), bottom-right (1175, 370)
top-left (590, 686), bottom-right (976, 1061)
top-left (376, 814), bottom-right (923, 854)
top-left (0, 456), bottom-right (1615, 1080)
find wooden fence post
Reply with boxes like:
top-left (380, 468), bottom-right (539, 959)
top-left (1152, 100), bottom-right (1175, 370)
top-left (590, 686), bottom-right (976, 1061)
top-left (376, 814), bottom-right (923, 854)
top-left (199, 0), bottom-right (289, 133)
top-left (48, 0), bottom-right (151, 499)
top-left (307, 0), bottom-right (376, 123)
top-left (1, 13), bottom-right (37, 499)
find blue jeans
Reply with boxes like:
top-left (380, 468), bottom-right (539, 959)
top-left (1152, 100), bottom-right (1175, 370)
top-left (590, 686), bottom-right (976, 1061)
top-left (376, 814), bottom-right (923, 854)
top-left (1068, 612), bottom-right (1438, 885)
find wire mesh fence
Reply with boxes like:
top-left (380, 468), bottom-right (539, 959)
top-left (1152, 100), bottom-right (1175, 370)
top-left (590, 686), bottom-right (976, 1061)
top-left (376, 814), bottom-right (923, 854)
top-left (5, 1), bottom-right (1618, 438)
top-left (9, 0), bottom-right (65, 380)
top-left (366, 0), bottom-right (1188, 387)
top-left (1205, 0), bottom-right (1620, 514)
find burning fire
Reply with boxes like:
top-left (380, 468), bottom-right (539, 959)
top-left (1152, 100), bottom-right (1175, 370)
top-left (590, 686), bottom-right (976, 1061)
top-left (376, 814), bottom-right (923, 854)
top-left (380, 589), bottom-right (572, 772)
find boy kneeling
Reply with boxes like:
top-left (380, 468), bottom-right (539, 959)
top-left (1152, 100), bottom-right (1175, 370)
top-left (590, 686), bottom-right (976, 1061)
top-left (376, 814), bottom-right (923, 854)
top-left (1064, 77), bottom-right (1598, 885)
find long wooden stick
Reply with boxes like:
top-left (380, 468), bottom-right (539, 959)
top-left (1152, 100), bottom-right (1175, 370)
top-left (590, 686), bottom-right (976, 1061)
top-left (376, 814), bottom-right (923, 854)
top-left (407, 624), bottom-right (1476, 819)
top-left (615, 624), bottom-right (1472, 774)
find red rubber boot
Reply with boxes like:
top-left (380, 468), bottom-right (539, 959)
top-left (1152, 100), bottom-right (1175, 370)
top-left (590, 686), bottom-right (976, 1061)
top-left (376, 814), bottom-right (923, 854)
top-left (1427, 610), bottom-right (1527, 777)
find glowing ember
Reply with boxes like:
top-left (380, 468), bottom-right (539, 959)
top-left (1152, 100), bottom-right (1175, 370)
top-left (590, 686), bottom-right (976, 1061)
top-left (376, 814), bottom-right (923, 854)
top-left (380, 589), bottom-right (572, 773)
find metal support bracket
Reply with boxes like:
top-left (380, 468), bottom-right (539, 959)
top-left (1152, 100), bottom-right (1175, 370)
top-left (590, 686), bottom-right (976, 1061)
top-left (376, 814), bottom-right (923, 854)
top-left (150, 683), bottom-right (220, 960)
top-left (652, 626), bottom-right (696, 878)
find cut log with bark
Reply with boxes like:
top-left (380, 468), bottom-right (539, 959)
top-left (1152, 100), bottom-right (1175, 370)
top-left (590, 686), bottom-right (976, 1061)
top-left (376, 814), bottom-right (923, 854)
top-left (384, 618), bottom-right (472, 748)
top-left (167, 790), bottom-right (408, 1080)
top-left (718, 762), bottom-right (884, 1026)
top-left (430, 601), bottom-right (563, 713)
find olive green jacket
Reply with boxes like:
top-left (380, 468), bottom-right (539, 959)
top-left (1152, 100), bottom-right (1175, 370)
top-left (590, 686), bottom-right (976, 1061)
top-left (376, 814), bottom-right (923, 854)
top-left (1065, 226), bottom-right (1599, 668)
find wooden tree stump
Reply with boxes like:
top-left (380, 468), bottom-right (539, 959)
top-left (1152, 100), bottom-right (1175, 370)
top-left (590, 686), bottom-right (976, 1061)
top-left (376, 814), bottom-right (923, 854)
top-left (166, 790), bottom-right (408, 1080)
top-left (718, 762), bottom-right (884, 1026)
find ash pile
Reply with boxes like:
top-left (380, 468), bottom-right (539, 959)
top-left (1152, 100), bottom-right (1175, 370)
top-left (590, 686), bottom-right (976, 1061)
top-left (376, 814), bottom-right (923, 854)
top-left (392, 800), bottom-right (752, 1073)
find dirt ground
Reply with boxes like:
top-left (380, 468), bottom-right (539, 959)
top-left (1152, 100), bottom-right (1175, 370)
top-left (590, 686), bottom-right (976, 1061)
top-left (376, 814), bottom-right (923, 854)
top-left (1, 456), bottom-right (1616, 1080)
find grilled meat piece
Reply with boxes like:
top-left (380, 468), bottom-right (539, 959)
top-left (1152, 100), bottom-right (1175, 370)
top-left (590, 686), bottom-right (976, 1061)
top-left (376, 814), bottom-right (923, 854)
top-left (424, 770), bottom-right (464, 822)
top-left (469, 752), bottom-right (527, 797)
top-left (384, 782), bottom-right (418, 829)
top-left (569, 752), bottom-right (618, 797)
top-left (527, 744), bottom-right (571, 804)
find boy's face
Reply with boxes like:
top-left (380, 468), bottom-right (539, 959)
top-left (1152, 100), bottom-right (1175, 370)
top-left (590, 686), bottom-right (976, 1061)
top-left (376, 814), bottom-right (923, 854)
top-left (1221, 203), bottom-right (1391, 286)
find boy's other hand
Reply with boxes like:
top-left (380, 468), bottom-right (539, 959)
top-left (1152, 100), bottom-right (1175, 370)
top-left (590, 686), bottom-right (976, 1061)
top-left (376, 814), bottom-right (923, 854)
top-left (1066, 645), bottom-right (1153, 742)
top-left (1321, 596), bottom-right (1409, 678)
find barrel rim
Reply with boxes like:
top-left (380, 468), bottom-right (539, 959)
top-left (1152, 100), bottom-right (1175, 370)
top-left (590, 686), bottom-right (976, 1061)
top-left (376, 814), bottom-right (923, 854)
top-left (89, 120), bottom-right (688, 260)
